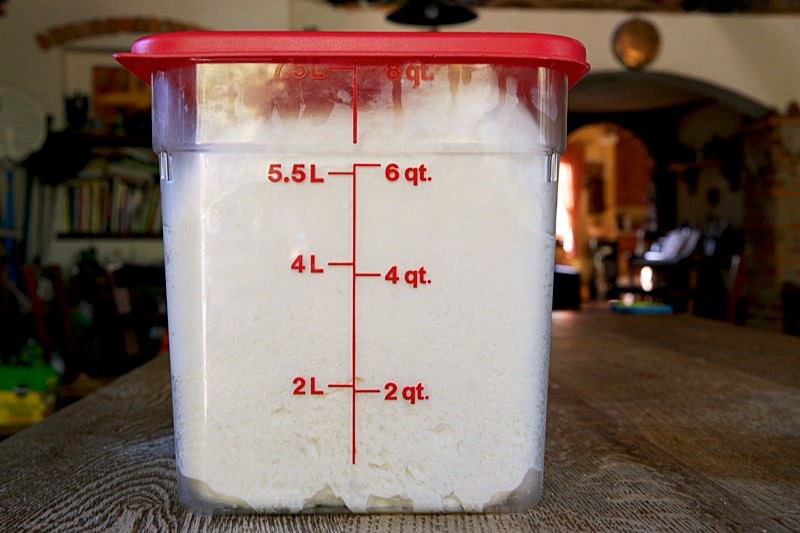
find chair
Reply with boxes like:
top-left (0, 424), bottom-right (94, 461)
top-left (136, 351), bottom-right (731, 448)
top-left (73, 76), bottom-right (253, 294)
top-left (630, 227), bottom-right (702, 312)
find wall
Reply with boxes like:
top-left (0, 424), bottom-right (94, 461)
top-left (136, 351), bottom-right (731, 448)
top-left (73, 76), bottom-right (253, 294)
top-left (291, 0), bottom-right (800, 112)
top-left (2, 1), bottom-right (798, 140)
top-left (0, 0), bottom-right (290, 128)
top-left (742, 113), bottom-right (800, 330)
top-left (675, 103), bottom-right (744, 229)
top-left (0, 1), bottom-right (289, 268)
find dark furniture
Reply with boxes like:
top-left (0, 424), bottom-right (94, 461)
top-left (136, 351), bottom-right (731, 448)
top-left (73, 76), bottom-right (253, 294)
top-left (553, 264), bottom-right (581, 310)
top-left (783, 283), bottom-right (800, 336)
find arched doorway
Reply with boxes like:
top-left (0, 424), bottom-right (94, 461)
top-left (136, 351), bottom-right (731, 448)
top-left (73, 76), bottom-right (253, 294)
top-left (557, 123), bottom-right (654, 299)
top-left (560, 70), bottom-right (770, 312)
top-left (569, 71), bottom-right (771, 118)
top-left (568, 70), bottom-right (770, 233)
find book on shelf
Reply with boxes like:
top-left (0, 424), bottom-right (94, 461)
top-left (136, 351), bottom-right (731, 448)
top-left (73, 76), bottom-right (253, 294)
top-left (107, 159), bottom-right (158, 185)
top-left (120, 146), bottom-right (157, 163)
top-left (58, 146), bottom-right (162, 237)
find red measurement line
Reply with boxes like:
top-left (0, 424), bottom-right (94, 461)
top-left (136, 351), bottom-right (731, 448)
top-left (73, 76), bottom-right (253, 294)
top-left (328, 171), bottom-right (354, 176)
top-left (325, 65), bottom-right (358, 144)
top-left (328, 383), bottom-right (353, 388)
top-left (347, 162), bottom-right (381, 465)
top-left (328, 261), bottom-right (353, 266)
top-left (352, 68), bottom-right (358, 144)
top-left (355, 272), bottom-right (381, 277)
top-left (351, 168), bottom-right (357, 465)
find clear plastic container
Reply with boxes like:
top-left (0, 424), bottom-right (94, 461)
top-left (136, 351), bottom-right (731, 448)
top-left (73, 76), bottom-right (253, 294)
top-left (116, 31), bottom-right (588, 514)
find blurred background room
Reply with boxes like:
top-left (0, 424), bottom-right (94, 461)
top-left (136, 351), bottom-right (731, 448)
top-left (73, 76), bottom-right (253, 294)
top-left (1, 0), bottom-right (798, 436)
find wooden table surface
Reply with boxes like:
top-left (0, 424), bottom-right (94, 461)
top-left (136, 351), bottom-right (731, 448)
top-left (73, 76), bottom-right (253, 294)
top-left (1, 309), bottom-right (798, 531)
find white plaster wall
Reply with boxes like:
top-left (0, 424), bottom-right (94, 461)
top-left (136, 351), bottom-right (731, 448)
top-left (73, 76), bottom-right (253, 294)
top-left (0, 0), bottom-right (290, 127)
top-left (291, 0), bottom-right (800, 111)
top-left (2, 1), bottom-right (797, 124)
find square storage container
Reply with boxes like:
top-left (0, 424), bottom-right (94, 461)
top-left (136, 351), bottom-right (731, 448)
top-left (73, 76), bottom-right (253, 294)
top-left (116, 31), bottom-right (588, 514)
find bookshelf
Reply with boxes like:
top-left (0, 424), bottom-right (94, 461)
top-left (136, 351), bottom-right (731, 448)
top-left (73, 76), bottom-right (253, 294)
top-left (56, 142), bottom-right (161, 239)
top-left (46, 135), bottom-right (164, 269)
top-left (56, 232), bottom-right (161, 240)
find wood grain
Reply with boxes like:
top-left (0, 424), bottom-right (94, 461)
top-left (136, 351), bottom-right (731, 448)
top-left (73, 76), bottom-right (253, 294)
top-left (1, 309), bottom-right (798, 531)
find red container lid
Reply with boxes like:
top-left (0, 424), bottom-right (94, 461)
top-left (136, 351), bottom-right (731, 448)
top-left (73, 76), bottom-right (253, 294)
top-left (115, 31), bottom-right (589, 88)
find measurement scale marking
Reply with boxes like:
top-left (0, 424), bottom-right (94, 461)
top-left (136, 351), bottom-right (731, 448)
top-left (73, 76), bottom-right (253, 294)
top-left (351, 167), bottom-right (357, 464)
top-left (328, 383), bottom-right (381, 395)
top-left (351, 162), bottom-right (385, 464)
top-left (327, 65), bottom-right (358, 143)
top-left (329, 164), bottom-right (381, 179)
top-left (315, 161), bottom-right (387, 463)
top-left (350, 162), bottom-right (384, 464)
top-left (352, 69), bottom-right (358, 143)
top-left (280, 161), bottom-right (426, 462)
top-left (279, 159), bottom-right (435, 462)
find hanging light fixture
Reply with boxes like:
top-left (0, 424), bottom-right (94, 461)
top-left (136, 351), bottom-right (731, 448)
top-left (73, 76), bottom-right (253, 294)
top-left (387, 0), bottom-right (477, 27)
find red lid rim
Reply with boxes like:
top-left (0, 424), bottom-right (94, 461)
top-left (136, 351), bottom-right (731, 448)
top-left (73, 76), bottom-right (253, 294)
top-left (115, 31), bottom-right (590, 87)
